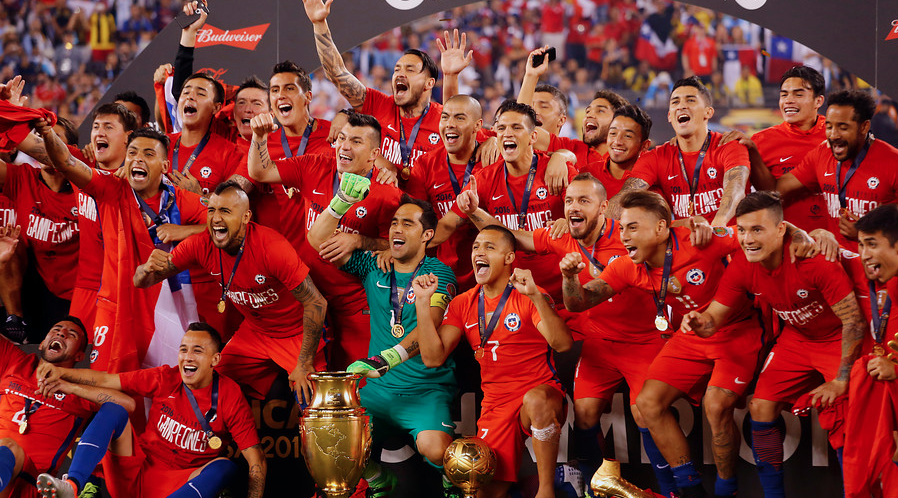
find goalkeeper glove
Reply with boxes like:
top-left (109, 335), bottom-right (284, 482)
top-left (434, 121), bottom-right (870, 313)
top-left (327, 172), bottom-right (371, 218)
top-left (346, 345), bottom-right (408, 378)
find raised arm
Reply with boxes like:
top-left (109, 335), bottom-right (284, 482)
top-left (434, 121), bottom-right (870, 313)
top-left (412, 273), bottom-right (463, 367)
top-left (289, 275), bottom-right (328, 402)
top-left (559, 253), bottom-right (617, 312)
top-left (303, 0), bottom-right (367, 109)
top-left (246, 114), bottom-right (282, 184)
top-left (32, 119), bottom-right (93, 188)
top-left (606, 177), bottom-right (650, 220)
top-left (517, 47), bottom-right (552, 151)
top-left (133, 249), bottom-right (182, 288)
top-left (810, 292), bottom-right (866, 406)
top-left (513, 268), bottom-right (572, 352)
top-left (679, 300), bottom-right (733, 338)
top-left (437, 29), bottom-right (473, 102)
top-left (711, 165), bottom-right (749, 226)
top-left (306, 173), bottom-right (370, 267)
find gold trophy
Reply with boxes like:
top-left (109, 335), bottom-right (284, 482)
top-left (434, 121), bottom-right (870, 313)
top-left (299, 372), bottom-right (372, 498)
top-left (590, 459), bottom-right (662, 498)
top-left (443, 437), bottom-right (497, 498)
top-left (887, 331), bottom-right (898, 361)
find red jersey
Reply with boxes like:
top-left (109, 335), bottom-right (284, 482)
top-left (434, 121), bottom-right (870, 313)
top-left (0, 340), bottom-right (93, 473)
top-left (547, 134), bottom-right (607, 174)
top-left (598, 226), bottom-right (750, 336)
top-left (76, 191), bottom-right (103, 291)
top-left (580, 157), bottom-right (633, 199)
top-left (533, 220), bottom-right (657, 343)
top-left (171, 223), bottom-right (310, 338)
top-left (360, 88), bottom-right (443, 173)
top-left (790, 139), bottom-right (898, 251)
top-left (276, 153), bottom-right (402, 313)
top-left (453, 154), bottom-right (577, 303)
top-left (0, 193), bottom-right (15, 227)
top-left (839, 248), bottom-right (897, 353)
top-left (167, 131), bottom-right (241, 195)
top-left (119, 366), bottom-right (259, 469)
top-left (442, 285), bottom-right (562, 400)
top-left (233, 122), bottom-right (333, 252)
top-left (631, 132), bottom-right (750, 222)
top-left (715, 244), bottom-right (854, 342)
top-left (3, 164), bottom-right (79, 299)
top-left (407, 145), bottom-right (492, 290)
top-left (682, 36), bottom-right (716, 76)
top-left (752, 116), bottom-right (828, 232)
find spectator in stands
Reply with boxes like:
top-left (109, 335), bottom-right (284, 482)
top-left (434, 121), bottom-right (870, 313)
top-left (733, 64), bottom-right (764, 107)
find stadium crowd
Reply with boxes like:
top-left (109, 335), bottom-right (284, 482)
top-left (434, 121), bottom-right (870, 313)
top-left (0, 1), bottom-right (896, 498)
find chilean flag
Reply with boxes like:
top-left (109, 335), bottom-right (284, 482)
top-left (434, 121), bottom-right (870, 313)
top-left (634, 20), bottom-right (678, 71)
top-left (765, 35), bottom-right (803, 83)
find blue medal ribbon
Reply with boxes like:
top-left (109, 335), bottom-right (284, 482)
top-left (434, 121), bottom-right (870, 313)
top-left (504, 155), bottom-right (539, 230)
top-left (477, 283), bottom-right (514, 349)
top-left (280, 119), bottom-right (315, 159)
top-left (835, 138), bottom-right (871, 209)
top-left (676, 133), bottom-right (711, 217)
top-left (172, 132), bottom-right (211, 173)
top-left (398, 105), bottom-right (430, 168)
top-left (182, 372), bottom-right (220, 448)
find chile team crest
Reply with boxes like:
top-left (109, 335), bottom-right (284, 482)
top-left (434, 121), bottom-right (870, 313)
top-left (686, 268), bottom-right (705, 285)
top-left (406, 287), bottom-right (415, 303)
top-left (504, 313), bottom-right (521, 331)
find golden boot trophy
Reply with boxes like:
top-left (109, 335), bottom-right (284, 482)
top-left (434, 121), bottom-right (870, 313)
top-left (443, 437), bottom-right (497, 498)
top-left (299, 372), bottom-right (372, 498)
top-left (590, 459), bottom-right (664, 498)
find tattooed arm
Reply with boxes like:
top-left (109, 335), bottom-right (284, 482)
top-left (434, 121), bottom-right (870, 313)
top-left (227, 174), bottom-right (256, 195)
top-left (134, 249), bottom-right (182, 288)
top-left (711, 166), bottom-right (749, 227)
top-left (680, 300), bottom-right (733, 338)
top-left (289, 276), bottom-right (328, 401)
top-left (606, 177), bottom-right (650, 220)
top-left (559, 252), bottom-right (617, 311)
top-left (32, 119), bottom-right (94, 188)
top-left (243, 444), bottom-right (268, 498)
top-left (36, 364), bottom-right (123, 393)
top-left (42, 378), bottom-right (137, 412)
top-left (303, 0), bottom-right (367, 109)
top-left (810, 292), bottom-right (866, 406)
top-left (247, 115), bottom-right (282, 183)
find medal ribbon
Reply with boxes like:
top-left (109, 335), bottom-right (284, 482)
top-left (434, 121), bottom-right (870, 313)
top-left (645, 237), bottom-right (674, 326)
top-left (446, 143), bottom-right (479, 196)
top-left (477, 283), bottom-right (514, 348)
top-left (19, 398), bottom-right (41, 426)
top-left (676, 133), bottom-right (711, 216)
top-left (218, 234), bottom-right (247, 307)
top-left (183, 372), bottom-right (220, 445)
top-left (172, 132), bottom-right (211, 173)
top-left (836, 138), bottom-right (871, 209)
top-left (133, 185), bottom-right (176, 247)
top-left (869, 280), bottom-right (891, 343)
top-left (389, 259), bottom-right (427, 328)
top-left (280, 119), bottom-right (315, 159)
top-left (398, 104), bottom-right (430, 168)
top-left (576, 219), bottom-right (613, 273)
top-left (504, 155), bottom-right (539, 230)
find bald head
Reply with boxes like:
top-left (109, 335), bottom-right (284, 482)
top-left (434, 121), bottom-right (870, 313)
top-left (445, 94), bottom-right (483, 121)
top-left (441, 94), bottom-right (484, 156)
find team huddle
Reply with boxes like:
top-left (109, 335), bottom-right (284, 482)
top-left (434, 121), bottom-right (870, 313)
top-left (0, 1), bottom-right (896, 498)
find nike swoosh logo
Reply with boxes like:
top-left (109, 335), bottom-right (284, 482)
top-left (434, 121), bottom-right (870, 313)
top-left (313, 189), bottom-right (323, 195)
top-left (655, 464), bottom-right (669, 470)
top-left (210, 272), bottom-right (222, 276)
top-left (491, 195), bottom-right (504, 201)
top-left (734, 377), bottom-right (747, 384)
top-left (376, 282), bottom-right (390, 289)
top-left (824, 172), bottom-right (834, 177)
top-left (433, 183), bottom-right (446, 189)
top-left (388, 124), bottom-right (398, 132)
top-left (168, 395), bottom-right (177, 399)
top-left (753, 292), bottom-right (762, 296)
top-left (441, 422), bottom-right (454, 428)
top-left (667, 175), bottom-right (678, 180)
top-left (465, 322), bottom-right (477, 329)
top-left (779, 156), bottom-right (792, 163)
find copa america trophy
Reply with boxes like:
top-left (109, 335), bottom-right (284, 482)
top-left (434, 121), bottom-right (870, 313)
top-left (299, 372), bottom-right (372, 498)
top-left (443, 437), bottom-right (497, 498)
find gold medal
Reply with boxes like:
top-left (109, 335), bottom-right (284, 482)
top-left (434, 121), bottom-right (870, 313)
top-left (474, 348), bottom-right (484, 361)
top-left (208, 435), bottom-right (222, 450)
top-left (654, 315), bottom-right (669, 332)
top-left (217, 300), bottom-right (226, 314)
top-left (18, 421), bottom-right (27, 435)
top-left (285, 187), bottom-right (295, 199)
top-left (873, 344), bottom-right (886, 356)
top-left (391, 324), bottom-right (405, 338)
top-left (400, 166), bottom-right (411, 180)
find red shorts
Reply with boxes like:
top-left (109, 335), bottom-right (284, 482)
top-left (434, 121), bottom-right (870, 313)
top-left (103, 432), bottom-right (195, 498)
top-left (217, 324), bottom-right (327, 399)
top-left (478, 383), bottom-right (566, 482)
top-left (557, 308), bottom-right (591, 341)
top-left (753, 335), bottom-right (841, 405)
top-left (69, 287), bottom-right (98, 334)
top-left (574, 337), bottom-right (665, 403)
top-left (326, 307), bottom-right (371, 370)
top-left (646, 319), bottom-right (764, 404)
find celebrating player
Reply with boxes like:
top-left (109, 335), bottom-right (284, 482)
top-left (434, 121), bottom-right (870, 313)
top-left (681, 191), bottom-right (866, 498)
top-left (35, 323), bottom-right (266, 498)
top-left (133, 181), bottom-right (327, 401)
top-left (771, 89), bottom-right (898, 251)
top-left (414, 225), bottom-right (573, 498)
top-left (308, 183), bottom-right (459, 496)
top-left (609, 76), bottom-right (750, 227)
top-left (0, 310), bottom-right (134, 498)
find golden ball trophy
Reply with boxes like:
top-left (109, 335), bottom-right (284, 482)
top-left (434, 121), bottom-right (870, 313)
top-left (299, 372), bottom-right (372, 498)
top-left (590, 458), bottom-right (665, 498)
top-left (443, 437), bottom-right (497, 498)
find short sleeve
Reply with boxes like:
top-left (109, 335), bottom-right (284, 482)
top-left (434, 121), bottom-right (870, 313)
top-left (630, 151), bottom-right (660, 187)
top-left (405, 153), bottom-right (432, 200)
top-left (531, 227), bottom-right (554, 255)
top-left (717, 140), bottom-right (749, 172)
top-left (274, 154), bottom-right (329, 191)
top-left (267, 232), bottom-right (310, 291)
top-left (713, 257), bottom-right (751, 309)
top-left (810, 257), bottom-right (856, 307)
top-left (340, 250), bottom-right (378, 280)
top-left (118, 366), bottom-right (169, 398)
top-left (176, 189), bottom-right (208, 225)
top-left (170, 233), bottom-right (202, 271)
top-left (82, 169), bottom-right (125, 203)
top-left (707, 226), bottom-right (741, 259)
top-left (595, 255), bottom-right (634, 293)
top-left (789, 149), bottom-right (821, 192)
top-left (359, 87), bottom-right (392, 117)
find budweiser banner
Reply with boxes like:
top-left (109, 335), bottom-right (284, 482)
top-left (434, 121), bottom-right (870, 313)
top-left (194, 24), bottom-right (270, 50)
